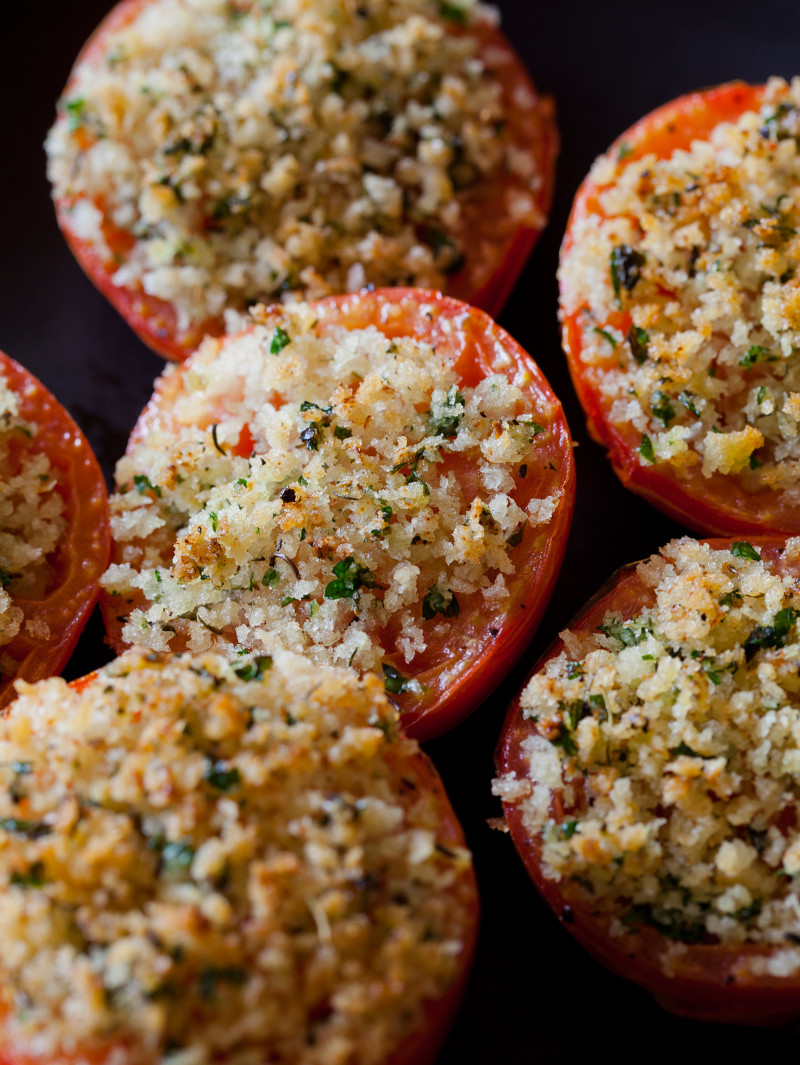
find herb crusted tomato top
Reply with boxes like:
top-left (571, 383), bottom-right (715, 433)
top-left (0, 352), bottom-right (109, 707)
top-left (100, 289), bottom-right (574, 739)
top-left (46, 0), bottom-right (556, 359)
top-left (0, 649), bottom-right (478, 1065)
top-left (496, 536), bottom-right (800, 1023)
top-left (560, 77), bottom-right (800, 535)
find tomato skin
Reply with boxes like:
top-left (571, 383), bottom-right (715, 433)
top-left (0, 352), bottom-right (110, 709)
top-left (101, 288), bottom-right (575, 741)
top-left (51, 0), bottom-right (556, 362)
top-left (558, 81), bottom-right (800, 537)
top-left (496, 537), bottom-right (800, 1027)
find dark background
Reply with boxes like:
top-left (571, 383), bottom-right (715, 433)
top-left (3, 1), bottom-right (800, 1060)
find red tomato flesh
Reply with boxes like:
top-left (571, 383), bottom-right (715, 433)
top-left (0, 351), bottom-right (110, 708)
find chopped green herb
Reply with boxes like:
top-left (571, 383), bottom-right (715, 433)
top-left (617, 141), bottom-right (633, 160)
top-left (560, 820), bottom-right (579, 839)
top-left (234, 655), bottom-right (273, 681)
top-left (390, 448), bottom-right (430, 496)
top-left (506, 525), bottom-right (524, 547)
top-left (133, 474), bottom-right (162, 497)
top-left (270, 326), bottom-right (291, 354)
top-left (670, 741), bottom-right (701, 758)
top-left (593, 327), bottom-right (617, 349)
top-left (324, 556), bottom-right (379, 600)
top-left (756, 385), bottom-right (767, 405)
top-left (370, 500), bottom-right (393, 539)
top-left (626, 904), bottom-right (705, 944)
top-left (610, 244), bottom-right (645, 302)
top-left (638, 433), bottom-right (655, 464)
top-left (65, 97), bottom-right (87, 132)
top-left (203, 761), bottom-right (241, 791)
top-left (679, 390), bottom-right (701, 417)
top-left (422, 586), bottom-right (459, 621)
top-left (334, 425), bottom-right (352, 440)
top-left (651, 390), bottom-right (676, 427)
top-left (262, 567), bottom-right (280, 587)
top-left (731, 541), bottom-right (761, 562)
top-left (551, 730), bottom-right (578, 757)
top-left (160, 841), bottom-right (195, 876)
top-left (428, 384), bottom-right (466, 437)
top-left (208, 511), bottom-right (219, 533)
top-left (566, 662), bottom-right (585, 680)
top-left (382, 663), bottom-right (411, 694)
top-left (740, 345), bottom-right (776, 370)
top-left (598, 616), bottom-right (653, 647)
top-left (0, 818), bottom-right (51, 840)
top-left (627, 325), bottom-right (649, 364)
top-left (718, 589), bottom-right (743, 608)
top-left (439, 0), bottom-right (467, 22)
top-left (744, 607), bottom-right (800, 661)
top-left (11, 861), bottom-right (45, 888)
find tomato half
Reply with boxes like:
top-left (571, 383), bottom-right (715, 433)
top-left (558, 80), bottom-right (800, 536)
top-left (496, 536), bottom-right (800, 1026)
top-left (0, 650), bottom-right (479, 1064)
top-left (48, 0), bottom-right (557, 362)
top-left (0, 351), bottom-right (109, 708)
top-left (100, 288), bottom-right (575, 740)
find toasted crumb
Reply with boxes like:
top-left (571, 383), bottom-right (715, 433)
top-left (0, 649), bottom-right (475, 1064)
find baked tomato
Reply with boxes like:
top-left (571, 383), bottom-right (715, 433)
top-left (0, 351), bottom-right (109, 708)
top-left (559, 78), bottom-right (800, 536)
top-left (100, 288), bottom-right (574, 741)
top-left (496, 535), bottom-right (800, 1025)
top-left (0, 648), bottom-right (479, 1064)
top-left (46, 0), bottom-right (557, 361)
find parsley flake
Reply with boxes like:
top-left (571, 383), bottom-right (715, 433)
top-left (422, 586), bottom-right (459, 620)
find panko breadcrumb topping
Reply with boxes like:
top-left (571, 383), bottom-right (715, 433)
top-left (0, 649), bottom-right (475, 1064)
top-left (102, 299), bottom-right (560, 683)
top-left (560, 77), bottom-right (800, 506)
top-left (494, 538), bottom-right (800, 973)
top-left (46, 0), bottom-right (546, 332)
top-left (0, 371), bottom-right (66, 671)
